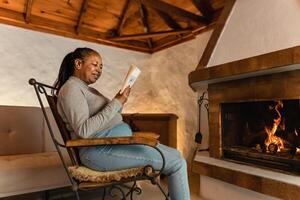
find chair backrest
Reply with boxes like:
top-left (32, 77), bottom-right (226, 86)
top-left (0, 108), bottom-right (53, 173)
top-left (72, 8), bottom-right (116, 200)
top-left (46, 95), bottom-right (71, 143)
top-left (46, 95), bottom-right (81, 165)
top-left (29, 78), bottom-right (80, 166)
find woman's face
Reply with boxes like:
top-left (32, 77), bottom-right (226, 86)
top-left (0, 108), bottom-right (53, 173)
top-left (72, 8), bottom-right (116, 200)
top-left (75, 53), bottom-right (103, 85)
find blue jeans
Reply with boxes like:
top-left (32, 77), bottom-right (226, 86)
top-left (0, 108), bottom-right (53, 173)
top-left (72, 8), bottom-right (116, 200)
top-left (79, 123), bottom-right (190, 200)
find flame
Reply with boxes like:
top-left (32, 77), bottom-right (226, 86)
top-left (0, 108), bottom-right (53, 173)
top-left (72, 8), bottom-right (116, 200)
top-left (264, 101), bottom-right (285, 152)
top-left (296, 130), bottom-right (300, 154)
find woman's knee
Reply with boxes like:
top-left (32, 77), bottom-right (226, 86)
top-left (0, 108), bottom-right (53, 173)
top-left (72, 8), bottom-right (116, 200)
top-left (165, 156), bottom-right (187, 176)
top-left (178, 157), bottom-right (187, 170)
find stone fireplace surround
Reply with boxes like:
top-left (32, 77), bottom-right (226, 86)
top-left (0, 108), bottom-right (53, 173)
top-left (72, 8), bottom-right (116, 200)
top-left (189, 46), bottom-right (300, 200)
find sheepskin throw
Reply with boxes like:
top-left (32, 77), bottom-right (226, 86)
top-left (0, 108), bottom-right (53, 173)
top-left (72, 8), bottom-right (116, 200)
top-left (68, 166), bottom-right (144, 183)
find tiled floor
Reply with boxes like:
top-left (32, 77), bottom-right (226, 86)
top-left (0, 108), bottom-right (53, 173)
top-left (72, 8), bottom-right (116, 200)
top-left (3, 180), bottom-right (201, 200)
top-left (137, 181), bottom-right (201, 200)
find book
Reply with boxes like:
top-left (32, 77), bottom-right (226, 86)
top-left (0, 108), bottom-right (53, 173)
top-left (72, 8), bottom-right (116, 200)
top-left (120, 64), bottom-right (141, 94)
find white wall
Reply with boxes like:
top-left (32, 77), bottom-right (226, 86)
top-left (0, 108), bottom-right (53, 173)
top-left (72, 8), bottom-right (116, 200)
top-left (0, 23), bottom-right (212, 166)
top-left (0, 24), bottom-right (149, 106)
top-left (199, 0), bottom-right (300, 199)
top-left (208, 0), bottom-right (300, 67)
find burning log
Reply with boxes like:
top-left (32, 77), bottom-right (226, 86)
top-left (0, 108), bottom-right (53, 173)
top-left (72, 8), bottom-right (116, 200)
top-left (286, 130), bottom-right (300, 149)
top-left (264, 101), bottom-right (285, 152)
top-left (268, 143), bottom-right (278, 153)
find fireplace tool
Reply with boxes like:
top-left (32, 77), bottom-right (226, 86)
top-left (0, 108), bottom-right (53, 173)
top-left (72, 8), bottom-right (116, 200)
top-left (195, 91), bottom-right (209, 151)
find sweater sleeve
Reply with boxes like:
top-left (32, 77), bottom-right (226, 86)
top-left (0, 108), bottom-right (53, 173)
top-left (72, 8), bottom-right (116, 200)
top-left (58, 86), bottom-right (122, 138)
top-left (103, 95), bottom-right (123, 113)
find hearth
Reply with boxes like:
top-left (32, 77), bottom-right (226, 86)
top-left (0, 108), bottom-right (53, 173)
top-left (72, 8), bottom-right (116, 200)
top-left (221, 100), bottom-right (300, 174)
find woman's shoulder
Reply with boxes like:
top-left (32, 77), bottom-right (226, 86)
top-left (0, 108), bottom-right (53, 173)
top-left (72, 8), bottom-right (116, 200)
top-left (58, 79), bottom-right (84, 97)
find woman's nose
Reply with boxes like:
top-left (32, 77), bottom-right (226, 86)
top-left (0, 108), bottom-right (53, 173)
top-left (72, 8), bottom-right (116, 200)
top-left (94, 66), bottom-right (101, 73)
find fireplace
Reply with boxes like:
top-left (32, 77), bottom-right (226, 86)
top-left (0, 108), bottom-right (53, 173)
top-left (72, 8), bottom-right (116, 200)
top-left (221, 99), bottom-right (300, 173)
top-left (205, 68), bottom-right (300, 176)
top-left (189, 46), bottom-right (300, 199)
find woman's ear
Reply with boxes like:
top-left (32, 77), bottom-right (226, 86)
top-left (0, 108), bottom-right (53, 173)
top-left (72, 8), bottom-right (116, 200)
top-left (74, 58), bottom-right (82, 70)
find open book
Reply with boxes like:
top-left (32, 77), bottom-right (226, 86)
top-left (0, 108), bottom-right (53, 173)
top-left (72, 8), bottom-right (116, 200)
top-left (120, 64), bottom-right (141, 94)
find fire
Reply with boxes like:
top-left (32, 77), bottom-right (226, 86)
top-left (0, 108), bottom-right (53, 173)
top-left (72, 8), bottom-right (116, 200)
top-left (294, 130), bottom-right (300, 153)
top-left (264, 101), bottom-right (285, 152)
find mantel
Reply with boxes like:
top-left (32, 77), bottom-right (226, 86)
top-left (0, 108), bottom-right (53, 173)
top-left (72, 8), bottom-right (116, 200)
top-left (189, 45), bottom-right (300, 90)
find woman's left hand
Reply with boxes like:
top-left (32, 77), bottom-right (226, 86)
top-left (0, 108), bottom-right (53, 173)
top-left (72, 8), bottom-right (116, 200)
top-left (115, 86), bottom-right (131, 105)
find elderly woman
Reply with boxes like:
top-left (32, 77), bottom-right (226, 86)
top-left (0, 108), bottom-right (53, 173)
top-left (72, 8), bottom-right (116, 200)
top-left (54, 47), bottom-right (190, 200)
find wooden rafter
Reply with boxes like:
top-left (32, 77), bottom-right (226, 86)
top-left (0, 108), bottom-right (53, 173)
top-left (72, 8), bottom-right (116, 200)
top-left (109, 29), bottom-right (192, 41)
top-left (24, 0), bottom-right (33, 23)
top-left (153, 24), bottom-right (214, 52)
top-left (140, 3), bottom-right (150, 33)
top-left (0, 7), bottom-right (150, 53)
top-left (192, 0), bottom-right (214, 22)
top-left (196, 0), bottom-right (236, 69)
top-left (0, 0), bottom-right (223, 53)
top-left (137, 0), bottom-right (152, 48)
top-left (115, 0), bottom-right (131, 36)
top-left (140, 0), bottom-right (208, 25)
top-left (155, 10), bottom-right (182, 30)
top-left (76, 0), bottom-right (89, 34)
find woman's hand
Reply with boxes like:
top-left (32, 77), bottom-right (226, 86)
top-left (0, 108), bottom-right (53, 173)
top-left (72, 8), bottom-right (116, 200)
top-left (115, 86), bottom-right (131, 105)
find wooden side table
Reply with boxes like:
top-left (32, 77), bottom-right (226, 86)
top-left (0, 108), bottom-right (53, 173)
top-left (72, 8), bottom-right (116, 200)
top-left (123, 113), bottom-right (178, 148)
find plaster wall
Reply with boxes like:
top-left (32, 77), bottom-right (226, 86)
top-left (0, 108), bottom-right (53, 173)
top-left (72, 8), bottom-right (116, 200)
top-left (0, 23), bottom-right (212, 168)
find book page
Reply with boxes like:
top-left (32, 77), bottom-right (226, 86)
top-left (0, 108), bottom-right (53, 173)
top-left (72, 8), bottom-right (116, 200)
top-left (120, 64), bottom-right (141, 93)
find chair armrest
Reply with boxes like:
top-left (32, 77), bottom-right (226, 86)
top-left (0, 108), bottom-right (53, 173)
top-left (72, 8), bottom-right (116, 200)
top-left (133, 132), bottom-right (160, 140)
top-left (66, 135), bottom-right (158, 148)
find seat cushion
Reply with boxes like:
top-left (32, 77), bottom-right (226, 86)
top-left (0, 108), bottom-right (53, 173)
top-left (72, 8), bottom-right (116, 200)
top-left (68, 166), bottom-right (145, 183)
top-left (0, 152), bottom-right (70, 197)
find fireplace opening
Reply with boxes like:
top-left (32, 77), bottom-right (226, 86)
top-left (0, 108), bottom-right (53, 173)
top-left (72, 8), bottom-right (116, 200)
top-left (221, 100), bottom-right (300, 174)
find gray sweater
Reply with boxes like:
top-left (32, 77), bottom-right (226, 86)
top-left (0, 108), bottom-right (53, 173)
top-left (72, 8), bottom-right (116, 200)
top-left (57, 76), bottom-right (123, 138)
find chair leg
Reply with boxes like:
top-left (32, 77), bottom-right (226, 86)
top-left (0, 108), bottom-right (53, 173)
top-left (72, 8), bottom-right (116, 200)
top-left (74, 190), bottom-right (80, 200)
top-left (44, 190), bottom-right (49, 200)
top-left (156, 182), bottom-right (169, 200)
top-left (102, 187), bottom-right (106, 200)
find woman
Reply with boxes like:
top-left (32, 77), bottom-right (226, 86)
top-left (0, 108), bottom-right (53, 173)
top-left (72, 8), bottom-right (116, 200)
top-left (54, 47), bottom-right (190, 200)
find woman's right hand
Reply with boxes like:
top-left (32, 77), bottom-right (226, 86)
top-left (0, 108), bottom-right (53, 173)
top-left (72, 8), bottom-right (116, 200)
top-left (115, 86), bottom-right (131, 105)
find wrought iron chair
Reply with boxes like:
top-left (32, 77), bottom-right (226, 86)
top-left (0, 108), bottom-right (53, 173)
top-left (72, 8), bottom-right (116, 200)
top-left (29, 78), bottom-right (169, 200)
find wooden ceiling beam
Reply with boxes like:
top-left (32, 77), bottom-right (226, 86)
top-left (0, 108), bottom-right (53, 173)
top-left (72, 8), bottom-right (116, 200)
top-left (155, 10), bottom-right (182, 30)
top-left (0, 7), bottom-right (151, 53)
top-left (192, 0), bottom-right (214, 22)
top-left (153, 33), bottom-right (195, 52)
top-left (152, 24), bottom-right (214, 52)
top-left (140, 0), bottom-right (208, 25)
top-left (76, 0), bottom-right (89, 34)
top-left (115, 0), bottom-right (131, 36)
top-left (196, 0), bottom-right (236, 69)
top-left (24, 0), bottom-right (33, 23)
top-left (109, 29), bottom-right (192, 41)
top-left (140, 3), bottom-right (150, 33)
top-left (136, 0), bottom-right (152, 49)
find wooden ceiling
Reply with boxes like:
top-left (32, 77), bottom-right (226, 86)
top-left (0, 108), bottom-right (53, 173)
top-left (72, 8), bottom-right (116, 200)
top-left (0, 0), bottom-right (225, 53)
